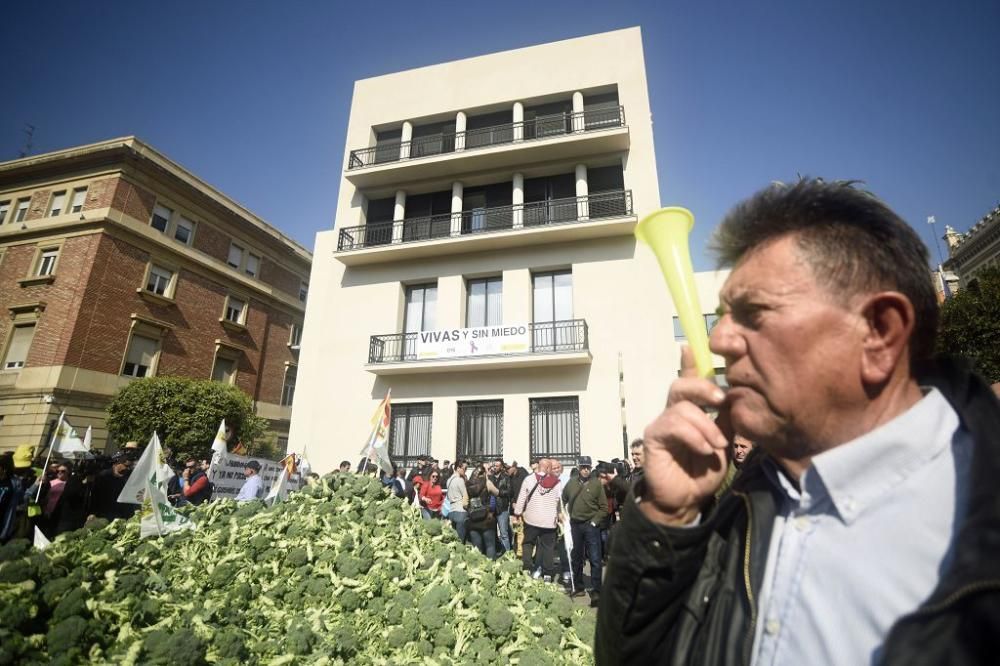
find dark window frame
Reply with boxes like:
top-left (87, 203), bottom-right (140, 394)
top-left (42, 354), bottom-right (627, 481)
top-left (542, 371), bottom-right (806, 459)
top-left (456, 399), bottom-right (503, 464)
top-left (529, 396), bottom-right (581, 465)
top-left (389, 402), bottom-right (433, 470)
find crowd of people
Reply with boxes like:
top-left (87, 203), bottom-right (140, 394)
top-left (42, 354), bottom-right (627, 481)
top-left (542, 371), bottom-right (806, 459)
top-left (376, 441), bottom-right (659, 607)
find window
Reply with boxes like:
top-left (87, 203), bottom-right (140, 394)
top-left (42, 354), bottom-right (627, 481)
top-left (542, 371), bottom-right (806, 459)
top-left (404, 283), bottom-right (437, 357)
top-left (36, 248), bottom-right (59, 276)
top-left (227, 243), bottom-right (244, 269)
top-left (281, 368), bottom-right (296, 407)
top-left (48, 191), bottom-right (66, 217)
top-left (145, 264), bottom-right (174, 297)
top-left (224, 296), bottom-right (247, 325)
top-left (151, 204), bottom-right (172, 233)
top-left (0, 200), bottom-right (11, 224)
top-left (389, 403), bottom-right (433, 469)
top-left (456, 400), bottom-right (503, 464)
top-left (211, 356), bottom-right (237, 384)
top-left (529, 397), bottom-right (580, 465)
top-left (3, 324), bottom-right (36, 370)
top-left (69, 188), bottom-right (87, 214)
top-left (289, 323), bottom-right (302, 348)
top-left (466, 277), bottom-right (502, 327)
top-left (299, 280), bottom-right (309, 302)
top-left (532, 271), bottom-right (573, 350)
top-left (673, 314), bottom-right (720, 341)
top-left (245, 253), bottom-right (260, 278)
top-left (174, 216), bottom-right (194, 245)
top-left (121, 333), bottom-right (159, 377)
top-left (14, 198), bottom-right (30, 223)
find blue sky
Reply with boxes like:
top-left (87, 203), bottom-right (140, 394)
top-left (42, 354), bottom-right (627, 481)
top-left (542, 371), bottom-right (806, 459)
top-left (2, 0), bottom-right (997, 270)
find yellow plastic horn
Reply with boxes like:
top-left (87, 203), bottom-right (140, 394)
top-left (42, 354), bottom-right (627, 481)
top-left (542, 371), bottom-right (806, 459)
top-left (635, 207), bottom-right (714, 378)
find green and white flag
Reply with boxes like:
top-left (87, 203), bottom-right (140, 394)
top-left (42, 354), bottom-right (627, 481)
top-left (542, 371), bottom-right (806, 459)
top-left (118, 432), bottom-right (195, 538)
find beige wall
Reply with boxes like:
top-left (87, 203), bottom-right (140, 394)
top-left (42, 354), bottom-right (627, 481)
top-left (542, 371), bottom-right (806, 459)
top-left (291, 28), bottom-right (729, 472)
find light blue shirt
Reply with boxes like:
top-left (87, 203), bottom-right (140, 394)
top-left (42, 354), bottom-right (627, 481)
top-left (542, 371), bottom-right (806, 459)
top-left (236, 474), bottom-right (263, 502)
top-left (751, 388), bottom-right (972, 666)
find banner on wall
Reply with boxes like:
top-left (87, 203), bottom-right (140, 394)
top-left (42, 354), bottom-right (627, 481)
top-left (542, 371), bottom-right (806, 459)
top-left (414, 324), bottom-right (530, 360)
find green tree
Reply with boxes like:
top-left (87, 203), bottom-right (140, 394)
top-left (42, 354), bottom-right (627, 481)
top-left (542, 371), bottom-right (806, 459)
top-left (106, 377), bottom-right (269, 462)
top-left (936, 266), bottom-right (1000, 383)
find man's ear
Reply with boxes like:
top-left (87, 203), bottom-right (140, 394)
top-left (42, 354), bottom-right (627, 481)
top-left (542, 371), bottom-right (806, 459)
top-left (859, 291), bottom-right (915, 385)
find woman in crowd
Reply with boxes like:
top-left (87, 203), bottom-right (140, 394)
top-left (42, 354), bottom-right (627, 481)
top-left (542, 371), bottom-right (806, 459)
top-left (465, 465), bottom-right (499, 559)
top-left (418, 469), bottom-right (444, 519)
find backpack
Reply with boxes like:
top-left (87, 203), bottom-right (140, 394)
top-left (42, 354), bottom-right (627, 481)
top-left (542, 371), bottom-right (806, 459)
top-left (468, 496), bottom-right (487, 522)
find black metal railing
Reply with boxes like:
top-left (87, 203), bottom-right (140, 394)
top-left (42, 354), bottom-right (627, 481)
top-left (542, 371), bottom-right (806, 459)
top-left (347, 106), bottom-right (626, 169)
top-left (338, 189), bottom-right (632, 251)
top-left (368, 319), bottom-right (589, 364)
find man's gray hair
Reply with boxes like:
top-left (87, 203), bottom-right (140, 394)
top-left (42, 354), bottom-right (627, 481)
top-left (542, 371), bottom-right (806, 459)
top-left (710, 178), bottom-right (938, 362)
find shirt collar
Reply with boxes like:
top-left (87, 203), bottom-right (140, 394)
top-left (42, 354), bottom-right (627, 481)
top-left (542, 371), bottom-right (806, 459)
top-left (796, 388), bottom-right (959, 524)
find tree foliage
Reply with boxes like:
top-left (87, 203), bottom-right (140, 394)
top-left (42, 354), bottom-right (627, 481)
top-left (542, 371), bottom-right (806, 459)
top-left (106, 377), bottom-right (269, 462)
top-left (936, 266), bottom-right (1000, 383)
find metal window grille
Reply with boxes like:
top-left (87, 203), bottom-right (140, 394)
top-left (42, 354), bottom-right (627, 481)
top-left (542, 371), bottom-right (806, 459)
top-left (456, 400), bottom-right (503, 464)
top-left (529, 397), bottom-right (580, 465)
top-left (389, 403), bottom-right (433, 470)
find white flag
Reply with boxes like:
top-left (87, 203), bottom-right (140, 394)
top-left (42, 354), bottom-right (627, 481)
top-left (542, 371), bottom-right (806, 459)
top-left (208, 419), bottom-right (228, 476)
top-left (118, 433), bottom-right (174, 504)
top-left (265, 467), bottom-right (289, 505)
top-left (54, 418), bottom-right (89, 458)
top-left (927, 215), bottom-right (936, 224)
top-left (82, 426), bottom-right (92, 455)
top-left (33, 526), bottom-right (51, 551)
top-left (359, 390), bottom-right (393, 476)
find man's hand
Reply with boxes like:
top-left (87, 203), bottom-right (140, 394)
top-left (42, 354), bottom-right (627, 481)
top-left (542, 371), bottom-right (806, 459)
top-left (639, 346), bottom-right (730, 526)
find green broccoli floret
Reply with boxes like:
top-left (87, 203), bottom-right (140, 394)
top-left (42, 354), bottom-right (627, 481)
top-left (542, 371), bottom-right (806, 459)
top-left (130, 598), bottom-right (161, 627)
top-left (83, 518), bottom-right (109, 532)
top-left (0, 559), bottom-right (30, 584)
top-left (286, 620), bottom-right (315, 655)
top-left (339, 589), bottom-right (362, 611)
top-left (415, 639), bottom-right (433, 657)
top-left (433, 625), bottom-right (456, 649)
top-left (212, 627), bottom-right (248, 661)
top-left (209, 563), bottom-right (237, 588)
top-left (422, 518), bottom-right (444, 536)
top-left (418, 606), bottom-right (445, 631)
top-left (335, 553), bottom-right (362, 578)
top-left (40, 575), bottom-right (79, 608)
top-left (143, 629), bottom-right (207, 665)
top-left (285, 547), bottom-right (308, 568)
top-left (485, 603), bottom-right (515, 638)
top-left (46, 616), bottom-right (90, 656)
top-left (519, 650), bottom-right (560, 666)
top-left (116, 572), bottom-right (147, 597)
top-left (52, 587), bottom-right (88, 622)
top-left (386, 603), bottom-right (403, 625)
top-left (328, 623), bottom-right (359, 658)
top-left (450, 566), bottom-right (469, 586)
top-left (468, 636), bottom-right (497, 662)
top-left (0, 538), bottom-right (31, 562)
top-left (573, 611), bottom-right (597, 643)
top-left (301, 577), bottom-right (328, 598)
top-left (547, 591), bottom-right (575, 625)
top-left (419, 584), bottom-right (451, 610)
top-left (0, 591), bottom-right (36, 630)
top-left (367, 597), bottom-right (386, 615)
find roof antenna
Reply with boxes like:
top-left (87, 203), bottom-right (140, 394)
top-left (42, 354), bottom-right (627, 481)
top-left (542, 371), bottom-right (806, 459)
top-left (18, 123), bottom-right (35, 158)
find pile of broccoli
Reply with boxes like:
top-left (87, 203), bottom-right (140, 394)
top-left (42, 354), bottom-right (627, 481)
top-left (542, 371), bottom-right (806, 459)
top-left (0, 472), bottom-right (595, 665)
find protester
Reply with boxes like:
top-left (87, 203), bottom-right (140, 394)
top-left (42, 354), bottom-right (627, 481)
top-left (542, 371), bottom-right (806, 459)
top-left (181, 457), bottom-right (213, 505)
top-left (90, 451), bottom-right (137, 522)
top-left (53, 458), bottom-right (100, 536)
top-left (445, 461), bottom-right (469, 541)
top-left (489, 460), bottom-right (513, 554)
top-left (0, 452), bottom-right (26, 543)
top-left (513, 458), bottom-right (561, 582)
top-left (465, 468), bottom-right (498, 559)
top-left (338, 460), bottom-right (351, 473)
top-left (418, 469), bottom-right (445, 519)
top-left (235, 460), bottom-right (263, 502)
top-left (562, 456), bottom-right (606, 605)
top-left (732, 435), bottom-right (754, 468)
top-left (596, 179), bottom-right (1000, 665)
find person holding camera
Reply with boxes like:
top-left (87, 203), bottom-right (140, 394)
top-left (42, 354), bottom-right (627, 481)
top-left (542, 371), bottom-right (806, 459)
top-left (562, 456), bottom-right (607, 606)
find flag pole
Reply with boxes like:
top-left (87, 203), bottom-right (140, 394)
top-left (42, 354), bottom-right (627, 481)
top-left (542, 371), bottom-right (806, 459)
top-left (35, 411), bottom-right (65, 503)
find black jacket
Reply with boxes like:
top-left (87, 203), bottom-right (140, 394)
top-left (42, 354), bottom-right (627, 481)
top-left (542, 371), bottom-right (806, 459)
top-left (596, 360), bottom-right (1000, 665)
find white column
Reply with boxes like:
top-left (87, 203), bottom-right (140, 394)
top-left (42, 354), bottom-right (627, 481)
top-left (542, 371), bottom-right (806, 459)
top-left (400, 121), bottom-right (413, 160)
top-left (575, 164), bottom-right (589, 220)
top-left (512, 102), bottom-right (524, 142)
top-left (512, 173), bottom-right (524, 229)
top-left (392, 190), bottom-right (406, 243)
top-left (450, 181), bottom-right (463, 236)
top-left (455, 111), bottom-right (467, 152)
top-left (572, 91), bottom-right (585, 132)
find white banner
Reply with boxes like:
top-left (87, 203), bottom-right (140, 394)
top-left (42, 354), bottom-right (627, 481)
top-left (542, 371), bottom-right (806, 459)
top-left (415, 324), bottom-right (530, 360)
top-left (207, 452), bottom-right (302, 501)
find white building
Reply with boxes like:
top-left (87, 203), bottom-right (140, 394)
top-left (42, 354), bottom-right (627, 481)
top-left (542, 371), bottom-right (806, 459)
top-left (291, 28), bottom-right (727, 473)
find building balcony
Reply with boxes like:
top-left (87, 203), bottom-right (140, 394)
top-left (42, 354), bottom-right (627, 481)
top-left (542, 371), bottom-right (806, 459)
top-left (344, 107), bottom-right (629, 189)
top-left (365, 319), bottom-right (591, 375)
top-left (336, 190), bottom-right (634, 265)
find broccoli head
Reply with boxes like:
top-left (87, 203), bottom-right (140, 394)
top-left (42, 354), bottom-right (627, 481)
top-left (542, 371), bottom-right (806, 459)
top-left (46, 616), bottom-right (90, 656)
top-left (0, 538), bottom-right (31, 562)
top-left (468, 635), bottom-right (497, 662)
top-left (286, 620), bottom-right (315, 655)
top-left (142, 629), bottom-right (207, 665)
top-left (432, 624), bottom-right (456, 649)
top-left (130, 598), bottom-right (161, 627)
top-left (285, 547), bottom-right (309, 568)
top-left (418, 606), bottom-right (445, 632)
top-left (422, 518), bottom-right (444, 536)
top-left (485, 604), bottom-right (515, 639)
top-left (52, 587), bottom-right (88, 622)
top-left (328, 623), bottom-right (359, 658)
top-left (339, 588), bottom-right (362, 612)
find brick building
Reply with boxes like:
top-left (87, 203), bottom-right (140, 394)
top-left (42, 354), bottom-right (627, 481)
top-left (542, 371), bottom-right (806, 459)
top-left (0, 137), bottom-right (310, 454)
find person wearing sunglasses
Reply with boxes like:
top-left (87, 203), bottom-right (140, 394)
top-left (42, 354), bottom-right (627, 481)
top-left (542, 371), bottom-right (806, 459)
top-left (418, 470), bottom-right (445, 519)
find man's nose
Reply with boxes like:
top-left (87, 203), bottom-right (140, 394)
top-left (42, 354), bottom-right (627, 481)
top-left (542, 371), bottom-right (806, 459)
top-left (709, 314), bottom-right (745, 360)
